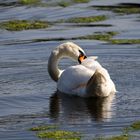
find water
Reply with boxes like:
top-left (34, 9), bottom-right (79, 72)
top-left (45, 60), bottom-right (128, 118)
top-left (0, 0), bottom-right (140, 139)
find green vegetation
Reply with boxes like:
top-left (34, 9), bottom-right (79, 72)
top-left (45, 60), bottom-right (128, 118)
top-left (30, 124), bottom-right (81, 140)
top-left (30, 31), bottom-right (140, 45)
top-left (29, 120), bottom-right (140, 140)
top-left (64, 15), bottom-right (107, 23)
top-left (72, 0), bottom-right (90, 3)
top-left (37, 130), bottom-right (81, 139)
top-left (19, 0), bottom-right (41, 5)
top-left (111, 39), bottom-right (140, 44)
top-left (93, 135), bottom-right (129, 140)
top-left (0, 20), bottom-right (49, 31)
top-left (31, 31), bottom-right (118, 43)
top-left (29, 125), bottom-right (58, 131)
top-left (56, 0), bottom-right (90, 7)
top-left (79, 31), bottom-right (118, 41)
top-left (113, 8), bottom-right (140, 14)
top-left (32, 31), bottom-right (118, 42)
top-left (58, 1), bottom-right (70, 7)
top-left (16, 0), bottom-right (90, 7)
top-left (94, 4), bottom-right (140, 15)
top-left (130, 120), bottom-right (140, 130)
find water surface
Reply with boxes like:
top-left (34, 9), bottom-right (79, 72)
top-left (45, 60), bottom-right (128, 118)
top-left (0, 0), bottom-right (140, 139)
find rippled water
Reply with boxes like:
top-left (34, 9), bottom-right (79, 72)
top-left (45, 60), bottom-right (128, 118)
top-left (0, 0), bottom-right (140, 139)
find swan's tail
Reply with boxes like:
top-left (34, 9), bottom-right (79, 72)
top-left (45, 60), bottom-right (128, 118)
top-left (86, 68), bottom-right (116, 97)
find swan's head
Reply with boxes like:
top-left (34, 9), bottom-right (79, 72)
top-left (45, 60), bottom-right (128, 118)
top-left (48, 42), bottom-right (86, 82)
top-left (56, 42), bottom-right (87, 63)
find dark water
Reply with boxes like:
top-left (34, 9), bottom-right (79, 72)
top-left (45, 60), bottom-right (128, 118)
top-left (0, 0), bottom-right (140, 139)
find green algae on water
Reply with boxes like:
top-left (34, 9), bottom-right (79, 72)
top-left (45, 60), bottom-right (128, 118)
top-left (94, 3), bottom-right (140, 15)
top-left (111, 39), bottom-right (140, 44)
top-left (30, 125), bottom-right (58, 131)
top-left (57, 0), bottom-right (90, 7)
top-left (58, 1), bottom-right (70, 7)
top-left (79, 31), bottom-right (118, 41)
top-left (19, 0), bottom-right (41, 5)
top-left (37, 130), bottom-right (81, 140)
top-left (0, 20), bottom-right (49, 31)
top-left (130, 120), bottom-right (140, 130)
top-left (93, 135), bottom-right (129, 140)
top-left (72, 0), bottom-right (90, 3)
top-left (32, 31), bottom-right (118, 42)
top-left (31, 31), bottom-right (118, 42)
top-left (64, 15), bottom-right (107, 23)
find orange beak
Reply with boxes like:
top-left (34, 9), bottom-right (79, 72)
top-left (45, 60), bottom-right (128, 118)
top-left (78, 55), bottom-right (87, 64)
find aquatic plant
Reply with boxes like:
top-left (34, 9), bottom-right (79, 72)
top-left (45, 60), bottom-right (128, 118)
top-left (124, 120), bottom-right (140, 131)
top-left (111, 39), bottom-right (140, 44)
top-left (0, 20), bottom-right (49, 31)
top-left (29, 120), bottom-right (140, 140)
top-left (31, 31), bottom-right (118, 43)
top-left (30, 125), bottom-right (58, 131)
top-left (37, 130), bottom-right (81, 139)
top-left (58, 1), bottom-right (70, 7)
top-left (56, 0), bottom-right (90, 7)
top-left (29, 124), bottom-right (81, 140)
top-left (93, 135), bottom-right (129, 140)
top-left (94, 3), bottom-right (140, 15)
top-left (130, 120), bottom-right (140, 130)
top-left (64, 15), bottom-right (107, 23)
top-left (31, 31), bottom-right (118, 42)
top-left (113, 7), bottom-right (140, 14)
top-left (19, 0), bottom-right (41, 5)
top-left (72, 0), bottom-right (90, 3)
top-left (78, 31), bottom-right (118, 41)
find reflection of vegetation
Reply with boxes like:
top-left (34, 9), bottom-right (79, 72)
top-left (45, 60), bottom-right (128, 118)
top-left (111, 39), bottom-right (140, 44)
top-left (64, 15), bottom-right (107, 23)
top-left (94, 3), bottom-right (140, 14)
top-left (0, 20), bottom-right (49, 31)
top-left (38, 130), bottom-right (81, 139)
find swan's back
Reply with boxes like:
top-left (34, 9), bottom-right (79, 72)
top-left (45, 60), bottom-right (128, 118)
top-left (82, 56), bottom-right (102, 71)
top-left (57, 65), bottom-right (93, 96)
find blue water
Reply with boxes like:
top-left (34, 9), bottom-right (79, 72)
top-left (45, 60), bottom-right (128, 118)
top-left (0, 0), bottom-right (140, 139)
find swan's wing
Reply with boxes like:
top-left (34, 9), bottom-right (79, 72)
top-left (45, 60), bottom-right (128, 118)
top-left (57, 65), bottom-right (94, 96)
top-left (86, 67), bottom-right (116, 97)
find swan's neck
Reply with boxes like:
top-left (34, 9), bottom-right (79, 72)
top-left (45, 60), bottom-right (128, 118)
top-left (48, 51), bottom-right (61, 82)
top-left (48, 48), bottom-right (74, 82)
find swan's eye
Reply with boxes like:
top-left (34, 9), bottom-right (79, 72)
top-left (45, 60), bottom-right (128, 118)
top-left (79, 50), bottom-right (84, 56)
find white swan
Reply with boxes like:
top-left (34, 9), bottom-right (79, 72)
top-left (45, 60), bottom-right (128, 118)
top-left (48, 42), bottom-right (116, 97)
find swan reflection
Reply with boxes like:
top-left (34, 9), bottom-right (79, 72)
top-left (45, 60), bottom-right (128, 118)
top-left (49, 91), bottom-right (115, 122)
